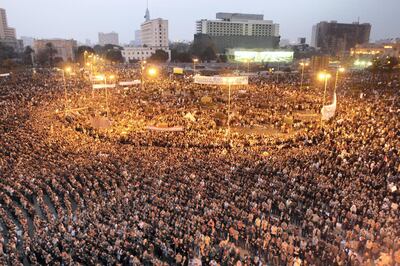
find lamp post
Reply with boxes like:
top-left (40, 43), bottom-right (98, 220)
top-left (141, 60), bottom-right (147, 90)
top-left (334, 67), bottom-right (345, 93)
top-left (106, 75), bottom-right (115, 117)
top-left (62, 67), bottom-right (72, 112)
top-left (193, 58), bottom-right (199, 74)
top-left (299, 61), bottom-right (309, 90)
top-left (318, 72), bottom-right (332, 106)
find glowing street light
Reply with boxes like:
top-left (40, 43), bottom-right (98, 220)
top-left (299, 61), bottom-right (309, 90)
top-left (318, 72), bottom-right (332, 107)
top-left (193, 58), bottom-right (199, 73)
top-left (61, 67), bottom-right (72, 112)
top-left (147, 67), bottom-right (157, 77)
top-left (334, 67), bottom-right (345, 93)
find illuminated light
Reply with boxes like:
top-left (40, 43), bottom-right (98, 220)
top-left (95, 75), bottom-right (105, 81)
top-left (65, 67), bottom-right (72, 73)
top-left (338, 67), bottom-right (345, 72)
top-left (109, 75), bottom-right (115, 80)
top-left (193, 58), bottom-right (199, 63)
top-left (147, 68), bottom-right (157, 77)
top-left (318, 72), bottom-right (331, 81)
top-left (234, 50), bottom-right (294, 63)
top-left (384, 45), bottom-right (393, 49)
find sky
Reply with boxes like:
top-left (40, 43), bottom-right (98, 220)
top-left (1, 0), bottom-right (399, 45)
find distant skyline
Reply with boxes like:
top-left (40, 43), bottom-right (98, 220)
top-left (1, 0), bottom-right (399, 44)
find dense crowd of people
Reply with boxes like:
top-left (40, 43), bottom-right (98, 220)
top-left (0, 67), bottom-right (399, 265)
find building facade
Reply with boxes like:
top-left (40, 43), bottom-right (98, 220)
top-left (121, 46), bottom-right (171, 62)
top-left (33, 39), bottom-right (78, 62)
top-left (311, 21), bottom-right (371, 55)
top-left (196, 13), bottom-right (279, 37)
top-left (194, 13), bottom-right (280, 55)
top-left (98, 32), bottom-right (119, 46)
top-left (140, 18), bottom-right (169, 48)
top-left (351, 42), bottom-right (400, 58)
top-left (0, 8), bottom-right (16, 39)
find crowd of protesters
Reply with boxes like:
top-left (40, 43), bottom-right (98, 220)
top-left (0, 67), bottom-right (399, 265)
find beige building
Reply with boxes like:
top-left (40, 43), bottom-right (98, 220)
top-left (33, 39), bottom-right (78, 62)
top-left (98, 32), bottom-right (119, 46)
top-left (0, 8), bottom-right (17, 39)
top-left (141, 18), bottom-right (169, 48)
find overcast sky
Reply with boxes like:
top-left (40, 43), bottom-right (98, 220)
top-left (1, 0), bottom-right (399, 44)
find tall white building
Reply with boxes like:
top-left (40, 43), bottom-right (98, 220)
top-left (0, 8), bottom-right (16, 39)
top-left (196, 13), bottom-right (279, 37)
top-left (141, 18), bottom-right (169, 48)
top-left (98, 32), bottom-right (119, 46)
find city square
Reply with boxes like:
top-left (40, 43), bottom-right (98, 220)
top-left (0, 1), bottom-right (399, 265)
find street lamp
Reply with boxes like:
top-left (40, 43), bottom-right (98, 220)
top-left (141, 60), bottom-right (147, 90)
top-left (334, 67), bottom-right (345, 93)
top-left (318, 72), bottom-right (332, 106)
top-left (147, 68), bottom-right (157, 77)
top-left (193, 58), bottom-right (199, 74)
top-left (299, 61), bottom-right (309, 90)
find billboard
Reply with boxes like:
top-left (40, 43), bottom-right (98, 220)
top-left (233, 50), bottom-right (294, 63)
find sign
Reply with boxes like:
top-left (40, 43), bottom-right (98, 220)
top-left (118, 80), bottom-right (141, 86)
top-left (173, 67), bottom-right (184, 74)
top-left (321, 93), bottom-right (337, 121)
top-left (194, 75), bottom-right (248, 85)
top-left (0, 73), bottom-right (11, 77)
top-left (92, 84), bottom-right (116, 89)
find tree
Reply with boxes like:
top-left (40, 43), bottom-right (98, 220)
top-left (45, 42), bottom-right (57, 67)
top-left (148, 49), bottom-right (169, 63)
top-left (76, 46), bottom-right (95, 65)
top-left (0, 42), bottom-right (17, 64)
top-left (23, 46), bottom-right (34, 65)
top-left (201, 46), bottom-right (216, 62)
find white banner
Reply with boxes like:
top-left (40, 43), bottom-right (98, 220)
top-left (194, 75), bottom-right (248, 85)
top-left (147, 126), bottom-right (184, 132)
top-left (0, 73), bottom-right (11, 77)
top-left (119, 80), bottom-right (141, 86)
top-left (321, 93), bottom-right (337, 121)
top-left (92, 84), bottom-right (116, 89)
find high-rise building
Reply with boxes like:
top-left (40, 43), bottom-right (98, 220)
top-left (0, 8), bottom-right (16, 39)
top-left (141, 18), bottom-right (169, 48)
top-left (98, 32), bottom-right (119, 46)
top-left (121, 7), bottom-right (170, 62)
top-left (311, 21), bottom-right (371, 55)
top-left (196, 13), bottom-right (279, 37)
top-left (134, 30), bottom-right (142, 46)
top-left (33, 39), bottom-right (78, 62)
top-left (194, 13), bottom-right (280, 54)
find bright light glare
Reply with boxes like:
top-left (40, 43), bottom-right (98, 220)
top-left (95, 75), bottom-right (105, 81)
top-left (148, 68), bottom-right (157, 76)
top-left (65, 67), bottom-right (72, 73)
top-left (318, 72), bottom-right (332, 81)
top-left (234, 50), bottom-right (294, 63)
top-left (338, 67), bottom-right (345, 72)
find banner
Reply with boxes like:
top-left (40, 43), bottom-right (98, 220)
top-left (92, 84), bottom-right (116, 89)
top-left (147, 126), bottom-right (184, 132)
top-left (194, 75), bottom-right (248, 85)
top-left (118, 80), bottom-right (141, 86)
top-left (0, 73), bottom-right (10, 77)
top-left (321, 93), bottom-right (337, 121)
top-left (173, 67), bottom-right (184, 74)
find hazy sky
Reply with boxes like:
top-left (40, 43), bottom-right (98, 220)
top-left (1, 0), bottom-right (399, 44)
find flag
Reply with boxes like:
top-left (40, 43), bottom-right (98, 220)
top-left (321, 93), bottom-right (337, 121)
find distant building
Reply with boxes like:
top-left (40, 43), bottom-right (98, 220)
top-left (298, 37), bottom-right (306, 45)
top-left (121, 7), bottom-right (170, 62)
top-left (193, 13), bottom-right (280, 54)
top-left (121, 46), bottom-right (171, 62)
top-left (0, 8), bottom-right (16, 39)
top-left (311, 21), bottom-right (371, 55)
top-left (134, 30), bottom-right (142, 46)
top-left (21, 36), bottom-right (34, 47)
top-left (351, 42), bottom-right (400, 58)
top-left (98, 32), bottom-right (119, 46)
top-left (85, 39), bottom-right (92, 47)
top-left (141, 18), bottom-right (169, 48)
top-left (33, 39), bottom-right (78, 62)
